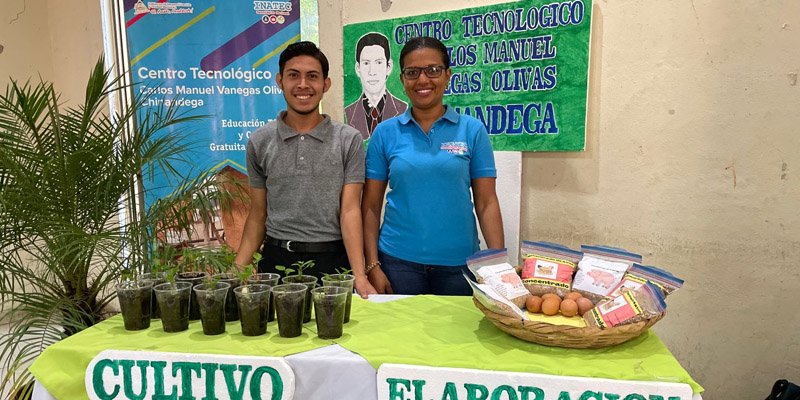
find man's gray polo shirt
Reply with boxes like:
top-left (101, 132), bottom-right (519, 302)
top-left (245, 112), bottom-right (365, 242)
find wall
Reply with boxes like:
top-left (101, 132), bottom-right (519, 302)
top-left (324, 0), bottom-right (800, 399)
top-left (2, 1), bottom-right (798, 399)
top-left (0, 1), bottom-right (54, 86)
top-left (0, 0), bottom-right (102, 102)
top-left (46, 0), bottom-right (104, 104)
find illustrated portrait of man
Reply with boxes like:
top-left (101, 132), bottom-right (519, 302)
top-left (345, 32), bottom-right (407, 140)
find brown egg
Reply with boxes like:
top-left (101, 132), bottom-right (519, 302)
top-left (565, 291), bottom-right (583, 301)
top-left (541, 297), bottom-right (561, 316)
top-left (560, 299), bottom-right (578, 317)
top-left (576, 297), bottom-right (594, 316)
top-left (542, 293), bottom-right (561, 302)
top-left (526, 296), bottom-right (543, 313)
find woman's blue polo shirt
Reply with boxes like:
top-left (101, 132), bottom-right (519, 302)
top-left (366, 106), bottom-right (497, 266)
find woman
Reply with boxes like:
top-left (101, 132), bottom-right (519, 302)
top-left (361, 36), bottom-right (504, 296)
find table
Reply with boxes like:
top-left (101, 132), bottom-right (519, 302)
top-left (31, 295), bottom-right (703, 399)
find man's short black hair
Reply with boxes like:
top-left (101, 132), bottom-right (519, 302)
top-left (355, 32), bottom-right (390, 63)
top-left (279, 41), bottom-right (330, 78)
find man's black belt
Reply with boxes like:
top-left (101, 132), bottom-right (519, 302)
top-left (265, 236), bottom-right (344, 253)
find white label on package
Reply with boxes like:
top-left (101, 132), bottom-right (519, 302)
top-left (476, 263), bottom-right (529, 300)
top-left (573, 256), bottom-right (629, 295)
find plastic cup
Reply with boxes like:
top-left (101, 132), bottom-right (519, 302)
top-left (193, 282), bottom-right (230, 335)
top-left (311, 286), bottom-right (348, 339)
top-left (248, 273), bottom-right (282, 284)
top-left (175, 271), bottom-right (208, 320)
top-left (117, 280), bottom-right (153, 331)
top-left (234, 284), bottom-right (271, 336)
top-left (321, 274), bottom-right (355, 323)
top-left (153, 282), bottom-right (192, 332)
top-left (213, 273), bottom-right (241, 322)
top-left (282, 275), bottom-right (318, 323)
top-left (271, 283), bottom-right (308, 338)
top-left (138, 272), bottom-right (165, 319)
top-left (248, 273), bottom-right (281, 322)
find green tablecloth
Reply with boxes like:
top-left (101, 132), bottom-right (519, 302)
top-left (30, 295), bottom-right (702, 399)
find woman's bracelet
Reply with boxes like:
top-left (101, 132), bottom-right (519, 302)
top-left (364, 261), bottom-right (381, 275)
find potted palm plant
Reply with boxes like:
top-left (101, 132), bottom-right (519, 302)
top-left (0, 57), bottom-right (243, 398)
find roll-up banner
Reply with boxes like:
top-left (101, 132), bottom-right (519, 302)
top-left (124, 0), bottom-right (304, 204)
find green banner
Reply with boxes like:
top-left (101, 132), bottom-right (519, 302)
top-left (343, 0), bottom-right (591, 151)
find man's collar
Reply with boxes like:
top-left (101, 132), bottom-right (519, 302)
top-left (277, 110), bottom-right (330, 141)
top-left (398, 105), bottom-right (459, 125)
top-left (362, 93), bottom-right (386, 111)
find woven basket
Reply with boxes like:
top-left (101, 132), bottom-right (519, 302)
top-left (473, 298), bottom-right (664, 349)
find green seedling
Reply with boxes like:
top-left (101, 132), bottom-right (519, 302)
top-left (151, 246), bottom-right (180, 286)
top-left (181, 246), bottom-right (200, 273)
top-left (204, 273), bottom-right (222, 287)
top-left (334, 266), bottom-right (352, 275)
top-left (275, 259), bottom-right (315, 277)
top-left (237, 264), bottom-right (255, 285)
top-left (120, 268), bottom-right (136, 283)
top-left (236, 252), bottom-right (263, 294)
top-left (236, 252), bottom-right (262, 283)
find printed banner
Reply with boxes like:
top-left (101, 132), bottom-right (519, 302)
top-left (124, 0), bottom-right (302, 203)
top-left (377, 364), bottom-right (693, 400)
top-left (85, 350), bottom-right (295, 399)
top-left (343, 0), bottom-right (591, 151)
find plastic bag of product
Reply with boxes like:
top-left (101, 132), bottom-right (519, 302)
top-left (520, 241), bottom-right (582, 298)
top-left (467, 249), bottom-right (530, 308)
top-left (467, 276), bottom-right (529, 321)
top-left (607, 263), bottom-right (685, 298)
top-left (584, 281), bottom-right (666, 329)
top-left (572, 245), bottom-right (642, 303)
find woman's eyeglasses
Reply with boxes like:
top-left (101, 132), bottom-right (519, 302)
top-left (401, 65), bottom-right (447, 80)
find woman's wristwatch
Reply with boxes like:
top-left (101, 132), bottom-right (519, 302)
top-left (364, 261), bottom-right (381, 275)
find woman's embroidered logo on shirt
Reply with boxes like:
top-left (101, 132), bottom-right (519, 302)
top-left (441, 142), bottom-right (468, 155)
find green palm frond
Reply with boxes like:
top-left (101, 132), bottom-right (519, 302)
top-left (0, 56), bottom-right (245, 398)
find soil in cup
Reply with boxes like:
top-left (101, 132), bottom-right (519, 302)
top-left (138, 272), bottom-right (165, 319)
top-left (248, 273), bottom-right (280, 322)
top-left (118, 281), bottom-right (152, 331)
top-left (235, 284), bottom-right (270, 336)
top-left (272, 284), bottom-right (307, 338)
top-left (175, 271), bottom-right (207, 321)
top-left (154, 282), bottom-right (191, 333)
top-left (312, 287), bottom-right (347, 339)
top-left (321, 274), bottom-right (354, 323)
top-left (214, 273), bottom-right (240, 322)
top-left (195, 283), bottom-right (229, 335)
top-left (282, 275), bottom-right (317, 323)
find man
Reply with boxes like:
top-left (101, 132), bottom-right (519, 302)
top-left (235, 41), bottom-right (376, 297)
top-left (345, 32), bottom-right (407, 140)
